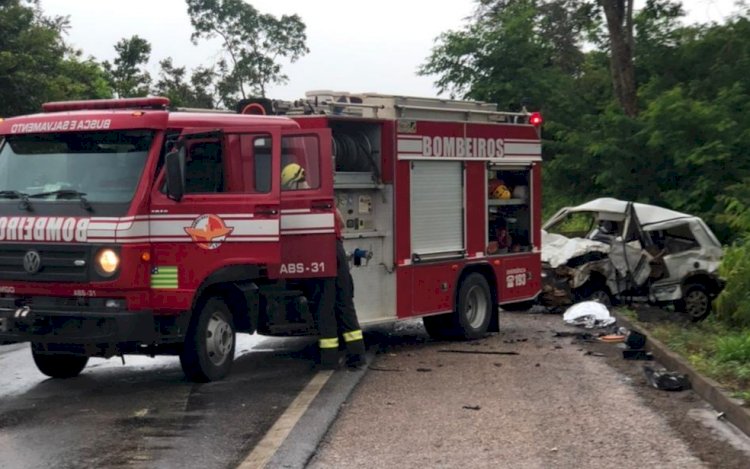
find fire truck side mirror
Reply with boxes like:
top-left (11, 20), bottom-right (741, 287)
top-left (165, 148), bottom-right (185, 201)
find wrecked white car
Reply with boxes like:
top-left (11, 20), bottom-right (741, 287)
top-left (541, 198), bottom-right (725, 321)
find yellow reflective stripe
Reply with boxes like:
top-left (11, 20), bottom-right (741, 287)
top-left (319, 337), bottom-right (339, 349)
top-left (343, 330), bottom-right (363, 342)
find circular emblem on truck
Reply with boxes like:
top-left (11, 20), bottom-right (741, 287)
top-left (184, 214), bottom-right (234, 250)
top-left (23, 250), bottom-right (42, 274)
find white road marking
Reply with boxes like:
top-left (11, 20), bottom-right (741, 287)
top-left (237, 370), bottom-right (334, 469)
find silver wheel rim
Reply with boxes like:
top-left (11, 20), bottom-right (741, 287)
top-left (589, 290), bottom-right (610, 307)
top-left (685, 290), bottom-right (708, 318)
top-left (465, 285), bottom-right (488, 329)
top-left (206, 311), bottom-right (233, 366)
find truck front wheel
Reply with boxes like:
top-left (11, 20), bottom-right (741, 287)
top-left (31, 344), bottom-right (89, 379)
top-left (180, 297), bottom-right (236, 382)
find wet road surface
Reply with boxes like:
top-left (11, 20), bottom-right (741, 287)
top-left (0, 334), bottom-right (320, 469)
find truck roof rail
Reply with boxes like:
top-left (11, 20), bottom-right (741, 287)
top-left (172, 107), bottom-right (235, 114)
top-left (42, 97), bottom-right (170, 113)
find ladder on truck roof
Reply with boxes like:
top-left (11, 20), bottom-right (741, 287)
top-left (232, 91), bottom-right (541, 125)
top-left (288, 91), bottom-right (536, 124)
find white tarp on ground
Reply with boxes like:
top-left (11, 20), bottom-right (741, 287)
top-left (563, 301), bottom-right (616, 328)
top-left (541, 231), bottom-right (610, 268)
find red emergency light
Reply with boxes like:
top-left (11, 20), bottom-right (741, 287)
top-left (529, 112), bottom-right (543, 127)
top-left (42, 97), bottom-right (171, 113)
top-left (241, 103), bottom-right (267, 115)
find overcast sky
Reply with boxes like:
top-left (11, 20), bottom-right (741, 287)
top-left (42, 0), bottom-right (743, 100)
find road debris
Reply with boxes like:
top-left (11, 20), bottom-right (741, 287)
top-left (462, 405), bottom-right (481, 411)
top-left (563, 301), bottom-right (616, 328)
top-left (438, 350), bottom-right (519, 356)
top-left (643, 366), bottom-right (691, 391)
top-left (625, 331), bottom-right (647, 349)
top-left (598, 334), bottom-right (626, 343)
top-left (622, 350), bottom-right (654, 361)
top-left (368, 366), bottom-right (403, 372)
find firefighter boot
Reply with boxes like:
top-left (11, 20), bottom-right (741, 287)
top-left (343, 330), bottom-right (366, 368)
top-left (318, 337), bottom-right (341, 370)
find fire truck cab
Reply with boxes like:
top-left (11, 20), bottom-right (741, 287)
top-left (0, 93), bottom-right (542, 381)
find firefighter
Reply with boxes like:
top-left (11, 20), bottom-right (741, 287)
top-left (280, 165), bottom-right (365, 368)
top-left (315, 209), bottom-right (366, 369)
top-left (281, 163), bottom-right (310, 190)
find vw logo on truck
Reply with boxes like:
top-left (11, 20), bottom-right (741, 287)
top-left (23, 250), bottom-right (41, 274)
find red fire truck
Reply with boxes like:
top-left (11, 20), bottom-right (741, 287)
top-left (0, 92), bottom-right (542, 381)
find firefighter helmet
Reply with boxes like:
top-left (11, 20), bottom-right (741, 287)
top-left (490, 183), bottom-right (512, 200)
top-left (281, 163), bottom-right (306, 188)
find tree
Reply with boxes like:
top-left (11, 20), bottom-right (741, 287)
top-left (185, 0), bottom-right (309, 105)
top-left (598, 0), bottom-right (638, 116)
top-left (103, 35), bottom-right (152, 98)
top-left (0, 0), bottom-right (111, 116)
top-left (154, 58), bottom-right (216, 108)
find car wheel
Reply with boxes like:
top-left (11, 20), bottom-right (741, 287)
top-left (677, 283), bottom-right (711, 322)
top-left (31, 344), bottom-right (89, 379)
top-left (575, 282), bottom-right (612, 308)
top-left (180, 297), bottom-right (236, 382)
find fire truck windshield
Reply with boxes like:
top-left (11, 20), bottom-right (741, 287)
top-left (0, 130), bottom-right (153, 207)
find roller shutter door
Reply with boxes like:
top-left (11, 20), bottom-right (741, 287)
top-left (410, 161), bottom-right (464, 257)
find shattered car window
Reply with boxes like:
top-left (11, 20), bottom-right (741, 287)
top-left (650, 224), bottom-right (700, 254)
top-left (546, 212), bottom-right (596, 239)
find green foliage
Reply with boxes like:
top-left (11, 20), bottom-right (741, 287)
top-left (102, 35), bottom-right (152, 98)
top-left (186, 0), bottom-right (309, 104)
top-left (154, 58), bottom-right (216, 108)
top-left (646, 317), bottom-right (750, 400)
top-left (715, 241), bottom-right (750, 328)
top-left (0, 0), bottom-right (111, 116)
top-left (715, 333), bottom-right (750, 365)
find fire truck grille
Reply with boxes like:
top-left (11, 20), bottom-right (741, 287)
top-left (0, 245), bottom-right (90, 282)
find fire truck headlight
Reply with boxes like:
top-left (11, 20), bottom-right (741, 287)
top-left (95, 249), bottom-right (120, 277)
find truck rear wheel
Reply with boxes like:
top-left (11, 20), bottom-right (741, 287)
top-left (180, 297), bottom-right (236, 382)
top-left (31, 344), bottom-right (89, 379)
top-left (423, 273), bottom-right (492, 340)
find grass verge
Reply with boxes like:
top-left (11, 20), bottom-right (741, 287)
top-left (620, 309), bottom-right (750, 404)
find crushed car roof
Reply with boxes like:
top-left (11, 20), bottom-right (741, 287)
top-left (561, 197), bottom-right (693, 227)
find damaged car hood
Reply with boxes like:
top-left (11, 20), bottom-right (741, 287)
top-left (541, 231), bottom-right (610, 268)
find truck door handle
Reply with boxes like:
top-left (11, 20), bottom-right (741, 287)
top-left (312, 201), bottom-right (333, 210)
top-left (255, 206), bottom-right (278, 216)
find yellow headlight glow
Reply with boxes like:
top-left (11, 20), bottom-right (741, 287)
top-left (96, 249), bottom-right (120, 276)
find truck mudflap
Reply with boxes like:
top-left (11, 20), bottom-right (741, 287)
top-left (0, 305), bottom-right (156, 345)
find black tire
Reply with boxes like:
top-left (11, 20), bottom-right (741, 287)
top-left (180, 297), bottom-right (236, 382)
top-left (423, 274), bottom-right (493, 340)
top-left (500, 300), bottom-right (535, 312)
top-left (453, 273), bottom-right (492, 339)
top-left (575, 282), bottom-right (612, 308)
top-left (677, 283), bottom-right (711, 322)
top-left (31, 344), bottom-right (89, 379)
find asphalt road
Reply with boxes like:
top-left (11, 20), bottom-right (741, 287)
top-left (311, 312), bottom-right (750, 468)
top-left (0, 334), bottom-right (321, 469)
